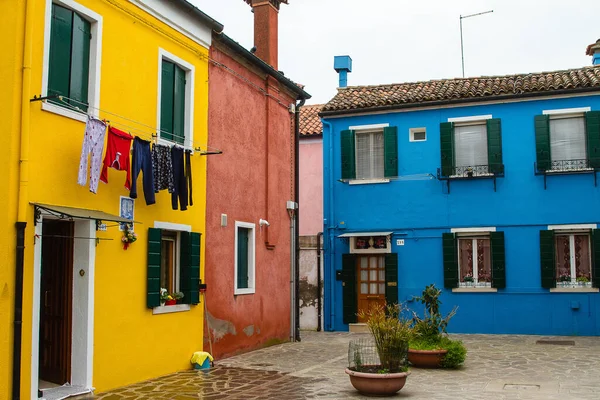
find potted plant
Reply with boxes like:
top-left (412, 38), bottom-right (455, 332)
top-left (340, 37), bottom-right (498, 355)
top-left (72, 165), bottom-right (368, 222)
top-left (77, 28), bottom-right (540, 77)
top-left (173, 292), bottom-right (185, 304)
top-left (160, 288), bottom-right (169, 306)
top-left (558, 273), bottom-right (571, 287)
top-left (576, 276), bottom-right (590, 287)
top-left (121, 225), bottom-right (137, 250)
top-left (461, 273), bottom-right (474, 287)
top-left (408, 284), bottom-right (467, 369)
top-left (345, 303), bottom-right (413, 396)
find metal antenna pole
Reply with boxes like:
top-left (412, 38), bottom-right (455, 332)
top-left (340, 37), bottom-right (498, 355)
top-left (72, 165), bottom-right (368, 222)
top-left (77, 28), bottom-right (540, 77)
top-left (459, 10), bottom-right (493, 78)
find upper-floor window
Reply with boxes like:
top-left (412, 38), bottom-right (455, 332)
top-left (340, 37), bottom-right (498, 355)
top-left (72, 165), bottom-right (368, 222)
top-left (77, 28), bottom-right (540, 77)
top-left (42, 0), bottom-right (102, 122)
top-left (158, 49), bottom-right (195, 148)
top-left (341, 125), bottom-right (398, 182)
top-left (535, 109), bottom-right (600, 172)
top-left (440, 116), bottom-right (503, 177)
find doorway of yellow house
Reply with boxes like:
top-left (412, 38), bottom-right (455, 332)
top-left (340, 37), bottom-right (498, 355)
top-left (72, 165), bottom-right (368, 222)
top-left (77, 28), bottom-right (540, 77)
top-left (356, 255), bottom-right (386, 322)
top-left (39, 220), bottom-right (74, 385)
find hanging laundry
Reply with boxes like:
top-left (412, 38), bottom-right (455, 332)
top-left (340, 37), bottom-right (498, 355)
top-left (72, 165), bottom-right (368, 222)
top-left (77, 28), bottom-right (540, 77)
top-left (100, 126), bottom-right (133, 190)
top-left (171, 146), bottom-right (188, 211)
top-left (152, 143), bottom-right (174, 193)
top-left (185, 150), bottom-right (193, 207)
top-left (77, 116), bottom-right (107, 194)
top-left (130, 137), bottom-right (156, 205)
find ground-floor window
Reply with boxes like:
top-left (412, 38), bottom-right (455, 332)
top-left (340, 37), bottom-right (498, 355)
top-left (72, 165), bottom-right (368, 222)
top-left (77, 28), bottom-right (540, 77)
top-left (555, 233), bottom-right (592, 287)
top-left (458, 237), bottom-right (492, 287)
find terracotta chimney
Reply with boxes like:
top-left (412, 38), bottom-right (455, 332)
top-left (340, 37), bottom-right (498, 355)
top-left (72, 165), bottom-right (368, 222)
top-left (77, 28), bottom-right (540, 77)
top-left (244, 0), bottom-right (288, 69)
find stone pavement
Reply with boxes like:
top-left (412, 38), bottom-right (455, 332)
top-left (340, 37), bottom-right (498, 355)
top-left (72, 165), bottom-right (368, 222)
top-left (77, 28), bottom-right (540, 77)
top-left (91, 331), bottom-right (600, 399)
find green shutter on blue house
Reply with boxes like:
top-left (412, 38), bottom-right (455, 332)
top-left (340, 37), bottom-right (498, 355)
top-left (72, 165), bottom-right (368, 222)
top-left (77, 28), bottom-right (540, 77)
top-left (342, 254), bottom-right (357, 324)
top-left (535, 115), bottom-right (551, 171)
top-left (341, 130), bottom-right (356, 180)
top-left (384, 253), bottom-right (398, 305)
top-left (442, 233), bottom-right (458, 288)
top-left (490, 232), bottom-right (506, 289)
top-left (160, 60), bottom-right (175, 142)
top-left (540, 230), bottom-right (556, 289)
top-left (586, 111), bottom-right (600, 168)
top-left (180, 231), bottom-right (201, 305)
top-left (48, 4), bottom-right (73, 100)
top-left (173, 65), bottom-right (186, 145)
top-left (69, 12), bottom-right (90, 111)
top-left (147, 228), bottom-right (162, 308)
top-left (440, 122), bottom-right (454, 176)
top-left (592, 229), bottom-right (600, 288)
top-left (486, 119), bottom-right (503, 174)
top-left (237, 227), bottom-right (249, 289)
top-left (384, 127), bottom-right (398, 177)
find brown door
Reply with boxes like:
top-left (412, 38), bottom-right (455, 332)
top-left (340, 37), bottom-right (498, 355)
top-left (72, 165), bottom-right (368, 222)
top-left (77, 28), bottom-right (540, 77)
top-left (39, 220), bottom-right (74, 385)
top-left (356, 255), bottom-right (386, 322)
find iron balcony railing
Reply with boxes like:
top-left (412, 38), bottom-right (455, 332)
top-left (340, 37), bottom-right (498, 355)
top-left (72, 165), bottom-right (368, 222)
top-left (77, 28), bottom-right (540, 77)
top-left (438, 164), bottom-right (504, 179)
top-left (534, 158), bottom-right (599, 189)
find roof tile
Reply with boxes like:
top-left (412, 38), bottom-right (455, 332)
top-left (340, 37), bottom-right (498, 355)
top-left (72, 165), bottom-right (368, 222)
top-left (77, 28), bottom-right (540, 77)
top-left (299, 104), bottom-right (323, 136)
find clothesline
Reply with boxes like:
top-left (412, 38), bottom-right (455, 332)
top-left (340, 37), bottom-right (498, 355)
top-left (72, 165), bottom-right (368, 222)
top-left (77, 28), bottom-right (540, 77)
top-left (38, 95), bottom-right (222, 155)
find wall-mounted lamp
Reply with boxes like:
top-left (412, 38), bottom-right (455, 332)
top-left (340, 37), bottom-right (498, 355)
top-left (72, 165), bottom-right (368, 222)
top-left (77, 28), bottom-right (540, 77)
top-left (259, 219), bottom-right (270, 227)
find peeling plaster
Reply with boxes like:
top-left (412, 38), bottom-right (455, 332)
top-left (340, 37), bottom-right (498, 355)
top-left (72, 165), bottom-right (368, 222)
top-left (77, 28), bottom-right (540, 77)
top-left (206, 310), bottom-right (237, 341)
top-left (243, 325), bottom-right (255, 337)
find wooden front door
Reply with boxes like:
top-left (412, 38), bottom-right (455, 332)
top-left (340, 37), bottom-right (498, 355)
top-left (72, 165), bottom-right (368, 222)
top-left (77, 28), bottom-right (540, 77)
top-left (356, 255), bottom-right (387, 322)
top-left (39, 220), bottom-right (74, 385)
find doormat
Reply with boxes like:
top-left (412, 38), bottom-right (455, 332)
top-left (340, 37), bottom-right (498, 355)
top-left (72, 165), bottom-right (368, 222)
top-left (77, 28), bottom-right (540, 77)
top-left (535, 339), bottom-right (575, 346)
top-left (40, 383), bottom-right (92, 400)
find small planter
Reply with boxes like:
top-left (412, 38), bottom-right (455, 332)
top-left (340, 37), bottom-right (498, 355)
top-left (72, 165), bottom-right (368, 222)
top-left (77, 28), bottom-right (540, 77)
top-left (345, 368), bottom-right (410, 396)
top-left (408, 349), bottom-right (448, 368)
top-left (165, 299), bottom-right (177, 306)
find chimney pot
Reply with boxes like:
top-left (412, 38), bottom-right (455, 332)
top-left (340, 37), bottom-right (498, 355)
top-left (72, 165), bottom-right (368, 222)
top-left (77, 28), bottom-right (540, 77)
top-left (334, 56), bottom-right (353, 88)
top-left (586, 39), bottom-right (600, 66)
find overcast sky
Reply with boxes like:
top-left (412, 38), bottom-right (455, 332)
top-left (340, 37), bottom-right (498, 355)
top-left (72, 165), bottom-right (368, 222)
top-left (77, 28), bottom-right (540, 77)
top-left (191, 0), bottom-right (598, 105)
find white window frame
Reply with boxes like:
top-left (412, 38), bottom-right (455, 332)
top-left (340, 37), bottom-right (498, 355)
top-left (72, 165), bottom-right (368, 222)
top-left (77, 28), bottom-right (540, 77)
top-left (347, 123), bottom-right (390, 185)
top-left (41, 0), bottom-right (103, 123)
top-left (355, 128), bottom-right (385, 180)
top-left (451, 119), bottom-right (490, 176)
top-left (152, 221), bottom-right (192, 313)
top-left (409, 127), bottom-right (426, 142)
top-left (542, 108), bottom-right (591, 172)
top-left (156, 48), bottom-right (195, 150)
top-left (547, 224), bottom-right (596, 291)
top-left (234, 221), bottom-right (256, 295)
top-left (451, 227), bottom-right (497, 293)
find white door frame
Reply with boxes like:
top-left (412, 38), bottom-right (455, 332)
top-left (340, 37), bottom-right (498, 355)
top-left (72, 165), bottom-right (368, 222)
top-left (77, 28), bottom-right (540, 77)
top-left (31, 217), bottom-right (96, 398)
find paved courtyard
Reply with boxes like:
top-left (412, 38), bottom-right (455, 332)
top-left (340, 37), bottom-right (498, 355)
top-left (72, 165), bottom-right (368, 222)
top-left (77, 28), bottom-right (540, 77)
top-left (90, 331), bottom-right (600, 399)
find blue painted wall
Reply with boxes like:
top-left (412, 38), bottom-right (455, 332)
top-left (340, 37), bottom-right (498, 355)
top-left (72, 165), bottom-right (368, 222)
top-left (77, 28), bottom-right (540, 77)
top-left (323, 94), bottom-right (600, 335)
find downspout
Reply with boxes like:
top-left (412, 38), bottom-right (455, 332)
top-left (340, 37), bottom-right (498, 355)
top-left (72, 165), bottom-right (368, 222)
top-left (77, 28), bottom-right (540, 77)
top-left (316, 231), bottom-right (323, 331)
top-left (321, 119), bottom-right (334, 331)
top-left (294, 97), bottom-right (305, 341)
top-left (14, 0), bottom-right (35, 398)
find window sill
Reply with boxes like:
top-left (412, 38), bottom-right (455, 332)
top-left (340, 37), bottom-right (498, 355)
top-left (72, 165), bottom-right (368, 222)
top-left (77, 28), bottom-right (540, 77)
top-left (348, 178), bottom-right (390, 185)
top-left (152, 304), bottom-right (191, 314)
top-left (452, 288), bottom-right (498, 293)
top-left (549, 288), bottom-right (599, 293)
top-left (234, 288), bottom-right (256, 295)
top-left (41, 101), bottom-right (88, 123)
top-left (546, 168), bottom-right (594, 174)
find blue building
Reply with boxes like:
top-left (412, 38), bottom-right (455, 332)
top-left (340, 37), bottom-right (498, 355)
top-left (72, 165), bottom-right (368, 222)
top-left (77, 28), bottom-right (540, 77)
top-left (322, 43), bottom-right (600, 336)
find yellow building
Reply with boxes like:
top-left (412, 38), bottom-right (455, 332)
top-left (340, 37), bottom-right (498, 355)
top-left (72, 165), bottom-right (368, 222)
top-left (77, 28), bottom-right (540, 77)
top-left (0, 0), bottom-right (221, 398)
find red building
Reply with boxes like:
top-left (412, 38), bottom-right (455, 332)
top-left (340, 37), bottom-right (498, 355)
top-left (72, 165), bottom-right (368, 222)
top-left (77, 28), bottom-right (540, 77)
top-left (204, 0), bottom-right (310, 359)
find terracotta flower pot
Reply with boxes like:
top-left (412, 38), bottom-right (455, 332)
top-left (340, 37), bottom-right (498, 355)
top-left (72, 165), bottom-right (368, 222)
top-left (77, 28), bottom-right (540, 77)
top-left (345, 368), bottom-right (410, 396)
top-left (408, 349), bottom-right (448, 368)
top-left (165, 299), bottom-right (177, 306)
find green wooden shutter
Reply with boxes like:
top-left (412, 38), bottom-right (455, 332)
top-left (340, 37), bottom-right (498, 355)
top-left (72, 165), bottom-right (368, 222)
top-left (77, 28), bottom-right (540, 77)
top-left (341, 130), bottom-right (356, 180)
top-left (586, 111), bottom-right (600, 168)
top-left (160, 60), bottom-right (175, 141)
top-left (384, 253), bottom-right (399, 305)
top-left (69, 12), bottom-right (90, 110)
top-left (487, 118), bottom-right (503, 174)
top-left (147, 228), bottom-right (162, 308)
top-left (173, 65), bottom-right (186, 145)
top-left (442, 233), bottom-right (458, 288)
top-left (592, 229), bottom-right (600, 288)
top-left (440, 122), bottom-right (454, 176)
top-left (490, 231), bottom-right (506, 289)
top-left (384, 127), bottom-right (398, 177)
top-left (180, 232), bottom-right (201, 305)
top-left (48, 4), bottom-right (73, 99)
top-left (237, 227), bottom-right (249, 289)
top-left (540, 230), bottom-right (556, 288)
top-left (342, 254), bottom-right (357, 324)
top-left (535, 115), bottom-right (551, 171)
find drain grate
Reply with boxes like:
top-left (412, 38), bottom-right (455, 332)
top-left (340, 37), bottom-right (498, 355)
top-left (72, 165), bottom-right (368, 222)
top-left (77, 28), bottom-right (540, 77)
top-left (504, 384), bottom-right (540, 391)
top-left (536, 340), bottom-right (575, 346)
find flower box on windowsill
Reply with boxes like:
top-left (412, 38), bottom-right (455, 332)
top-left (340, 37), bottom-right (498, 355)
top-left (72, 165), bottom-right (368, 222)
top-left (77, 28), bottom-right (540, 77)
top-left (556, 281), bottom-right (592, 288)
top-left (458, 282), bottom-right (491, 288)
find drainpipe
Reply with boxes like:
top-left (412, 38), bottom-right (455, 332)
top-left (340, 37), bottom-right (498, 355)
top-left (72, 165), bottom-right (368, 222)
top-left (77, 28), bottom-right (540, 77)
top-left (14, 1), bottom-right (35, 399)
top-left (289, 210), bottom-right (295, 341)
top-left (294, 97), bottom-right (305, 341)
top-left (321, 119), bottom-right (334, 331)
top-left (316, 231), bottom-right (323, 331)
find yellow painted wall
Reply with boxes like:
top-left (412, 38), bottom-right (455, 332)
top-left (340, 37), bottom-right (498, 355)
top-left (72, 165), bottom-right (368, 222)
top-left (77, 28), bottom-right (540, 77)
top-left (2, 0), bottom-right (209, 396)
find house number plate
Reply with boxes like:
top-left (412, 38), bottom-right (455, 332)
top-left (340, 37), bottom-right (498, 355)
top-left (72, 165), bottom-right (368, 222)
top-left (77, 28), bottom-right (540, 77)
top-left (396, 239), bottom-right (404, 246)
